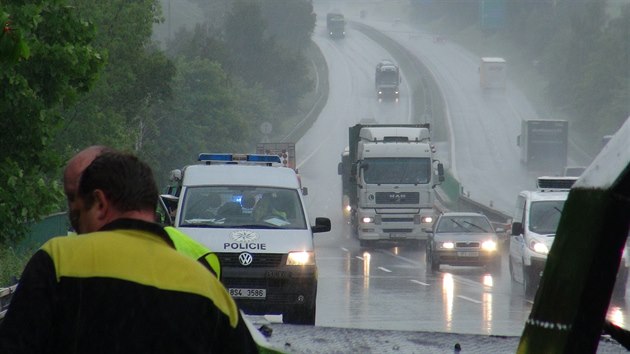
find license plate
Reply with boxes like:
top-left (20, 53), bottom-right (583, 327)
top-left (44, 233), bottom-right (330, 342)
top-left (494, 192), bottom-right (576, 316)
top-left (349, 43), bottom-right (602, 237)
top-left (228, 288), bottom-right (266, 299)
top-left (390, 233), bottom-right (407, 239)
top-left (457, 251), bottom-right (479, 257)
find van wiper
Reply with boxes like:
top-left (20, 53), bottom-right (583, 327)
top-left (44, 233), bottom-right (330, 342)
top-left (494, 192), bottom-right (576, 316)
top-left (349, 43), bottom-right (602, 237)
top-left (237, 224), bottom-right (284, 229)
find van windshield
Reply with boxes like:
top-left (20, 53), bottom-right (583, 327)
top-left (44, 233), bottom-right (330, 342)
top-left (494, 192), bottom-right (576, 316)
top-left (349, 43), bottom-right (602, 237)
top-left (179, 186), bottom-right (307, 229)
top-left (528, 200), bottom-right (565, 235)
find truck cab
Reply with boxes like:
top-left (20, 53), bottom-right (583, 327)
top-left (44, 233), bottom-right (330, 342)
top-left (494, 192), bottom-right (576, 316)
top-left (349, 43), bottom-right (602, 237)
top-left (348, 125), bottom-right (444, 247)
top-left (159, 153), bottom-right (331, 325)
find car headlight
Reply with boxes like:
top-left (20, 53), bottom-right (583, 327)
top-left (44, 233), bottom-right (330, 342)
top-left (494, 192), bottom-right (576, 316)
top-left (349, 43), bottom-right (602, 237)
top-left (345, 205), bottom-right (352, 212)
top-left (287, 251), bottom-right (315, 266)
top-left (481, 240), bottom-right (497, 251)
top-left (440, 242), bottom-right (455, 249)
top-left (361, 216), bottom-right (374, 223)
top-left (529, 240), bottom-right (549, 255)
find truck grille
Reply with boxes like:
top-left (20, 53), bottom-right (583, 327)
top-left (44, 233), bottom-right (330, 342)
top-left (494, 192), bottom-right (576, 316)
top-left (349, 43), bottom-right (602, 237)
top-left (383, 229), bottom-right (413, 233)
top-left (375, 192), bottom-right (419, 204)
top-left (382, 217), bottom-right (414, 222)
top-left (217, 253), bottom-right (284, 267)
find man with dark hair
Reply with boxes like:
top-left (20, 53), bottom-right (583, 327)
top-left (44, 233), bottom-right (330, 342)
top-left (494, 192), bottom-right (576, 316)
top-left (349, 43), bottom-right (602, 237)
top-left (0, 151), bottom-right (257, 353)
top-left (63, 145), bottom-right (222, 278)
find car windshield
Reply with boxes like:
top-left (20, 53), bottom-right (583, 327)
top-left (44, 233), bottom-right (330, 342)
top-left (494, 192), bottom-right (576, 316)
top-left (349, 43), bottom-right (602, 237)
top-left (437, 215), bottom-right (492, 233)
top-left (529, 200), bottom-right (565, 235)
top-left (179, 186), bottom-right (307, 230)
top-left (362, 157), bottom-right (431, 184)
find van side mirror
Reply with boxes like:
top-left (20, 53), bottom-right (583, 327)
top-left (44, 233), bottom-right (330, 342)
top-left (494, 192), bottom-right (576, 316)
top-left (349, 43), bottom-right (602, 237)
top-left (511, 222), bottom-right (523, 236)
top-left (312, 217), bottom-right (331, 233)
top-left (337, 162), bottom-right (343, 175)
top-left (302, 187), bottom-right (309, 196)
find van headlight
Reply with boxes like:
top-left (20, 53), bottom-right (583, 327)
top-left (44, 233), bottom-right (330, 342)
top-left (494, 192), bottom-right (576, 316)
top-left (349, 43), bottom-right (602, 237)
top-left (481, 240), bottom-right (497, 251)
top-left (529, 241), bottom-right (549, 255)
top-left (287, 251), bottom-right (315, 266)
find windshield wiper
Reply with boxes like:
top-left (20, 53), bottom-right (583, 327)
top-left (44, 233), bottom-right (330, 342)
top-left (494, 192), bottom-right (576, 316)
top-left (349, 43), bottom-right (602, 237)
top-left (463, 221), bottom-right (488, 232)
top-left (234, 224), bottom-right (284, 229)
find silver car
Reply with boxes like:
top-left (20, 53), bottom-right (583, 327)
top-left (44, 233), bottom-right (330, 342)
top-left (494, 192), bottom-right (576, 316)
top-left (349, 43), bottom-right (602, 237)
top-left (426, 212), bottom-right (502, 272)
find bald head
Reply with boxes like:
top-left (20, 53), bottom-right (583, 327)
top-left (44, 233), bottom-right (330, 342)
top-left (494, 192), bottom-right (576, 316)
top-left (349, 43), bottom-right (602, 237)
top-left (64, 146), bottom-right (111, 204)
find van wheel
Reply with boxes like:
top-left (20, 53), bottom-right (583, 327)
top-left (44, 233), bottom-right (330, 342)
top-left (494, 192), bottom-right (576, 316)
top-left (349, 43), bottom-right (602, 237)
top-left (284, 304), bottom-right (316, 325)
top-left (523, 266), bottom-right (537, 297)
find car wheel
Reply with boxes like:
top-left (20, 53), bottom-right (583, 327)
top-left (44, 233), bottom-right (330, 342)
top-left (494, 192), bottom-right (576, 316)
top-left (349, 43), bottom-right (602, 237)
top-left (284, 303), bottom-right (316, 325)
top-left (487, 255), bottom-right (502, 274)
top-left (427, 245), bottom-right (439, 271)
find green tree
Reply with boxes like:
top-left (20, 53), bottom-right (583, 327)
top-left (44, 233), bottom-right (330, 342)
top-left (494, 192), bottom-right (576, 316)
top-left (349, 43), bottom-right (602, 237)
top-left (147, 56), bottom-right (255, 181)
top-left (0, 1), bottom-right (103, 244)
top-left (52, 0), bottom-right (174, 158)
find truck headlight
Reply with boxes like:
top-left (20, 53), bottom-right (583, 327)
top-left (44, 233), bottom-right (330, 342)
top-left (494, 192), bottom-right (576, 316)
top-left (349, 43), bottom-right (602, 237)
top-left (287, 251), bottom-right (315, 266)
top-left (481, 240), bottom-right (497, 251)
top-left (361, 216), bottom-right (374, 223)
top-left (529, 241), bottom-right (549, 255)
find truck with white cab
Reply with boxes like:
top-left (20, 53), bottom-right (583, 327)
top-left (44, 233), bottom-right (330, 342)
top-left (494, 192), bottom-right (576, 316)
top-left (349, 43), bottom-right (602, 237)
top-left (159, 153), bottom-right (331, 325)
top-left (375, 60), bottom-right (401, 101)
top-left (342, 124), bottom-right (444, 247)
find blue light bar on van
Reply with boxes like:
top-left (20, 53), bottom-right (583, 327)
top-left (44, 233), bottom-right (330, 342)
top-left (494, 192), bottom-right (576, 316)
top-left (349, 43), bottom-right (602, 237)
top-left (198, 153), bottom-right (281, 164)
top-left (247, 154), bottom-right (281, 163)
top-left (198, 153), bottom-right (233, 161)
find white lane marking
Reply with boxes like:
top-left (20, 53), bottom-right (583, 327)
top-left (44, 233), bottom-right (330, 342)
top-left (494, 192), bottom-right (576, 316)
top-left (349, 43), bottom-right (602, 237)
top-left (410, 279), bottom-right (430, 286)
top-left (341, 247), bottom-right (349, 252)
top-left (356, 256), bottom-right (364, 261)
top-left (378, 266), bottom-right (392, 273)
top-left (457, 295), bottom-right (482, 304)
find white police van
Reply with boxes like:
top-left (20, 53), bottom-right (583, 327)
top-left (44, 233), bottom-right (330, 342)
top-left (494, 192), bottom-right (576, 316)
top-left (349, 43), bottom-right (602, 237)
top-left (509, 176), bottom-right (629, 297)
top-left (159, 153), bottom-right (331, 325)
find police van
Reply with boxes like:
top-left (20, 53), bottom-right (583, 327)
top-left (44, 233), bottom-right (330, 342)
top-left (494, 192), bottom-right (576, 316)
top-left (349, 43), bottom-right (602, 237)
top-left (508, 176), bottom-right (629, 297)
top-left (159, 153), bottom-right (331, 325)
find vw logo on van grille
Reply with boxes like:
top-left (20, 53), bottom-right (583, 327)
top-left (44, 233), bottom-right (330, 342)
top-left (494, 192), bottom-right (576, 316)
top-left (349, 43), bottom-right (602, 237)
top-left (238, 252), bottom-right (254, 266)
top-left (231, 230), bottom-right (258, 242)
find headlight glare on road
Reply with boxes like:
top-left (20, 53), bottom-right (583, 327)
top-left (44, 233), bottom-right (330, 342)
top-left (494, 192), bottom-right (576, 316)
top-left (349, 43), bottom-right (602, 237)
top-left (287, 251), bottom-right (315, 266)
top-left (481, 240), bottom-right (497, 251)
top-left (441, 242), bottom-right (455, 249)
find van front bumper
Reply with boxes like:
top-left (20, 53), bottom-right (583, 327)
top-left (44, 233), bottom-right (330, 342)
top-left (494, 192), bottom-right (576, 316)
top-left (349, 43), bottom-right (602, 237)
top-left (221, 264), bottom-right (317, 316)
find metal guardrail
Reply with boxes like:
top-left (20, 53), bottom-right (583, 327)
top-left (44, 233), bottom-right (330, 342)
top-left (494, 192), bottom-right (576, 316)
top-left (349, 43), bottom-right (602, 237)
top-left (0, 284), bottom-right (18, 322)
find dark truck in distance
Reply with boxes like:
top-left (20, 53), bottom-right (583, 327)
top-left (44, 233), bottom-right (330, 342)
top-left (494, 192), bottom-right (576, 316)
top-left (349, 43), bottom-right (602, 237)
top-left (375, 60), bottom-right (401, 101)
top-left (517, 119), bottom-right (568, 176)
top-left (326, 12), bottom-right (345, 38)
